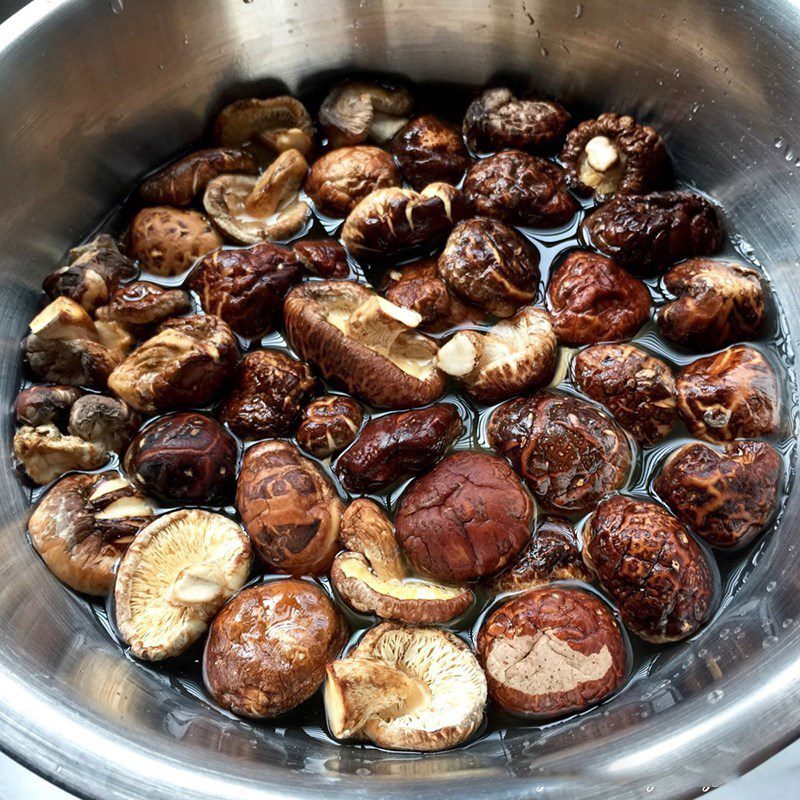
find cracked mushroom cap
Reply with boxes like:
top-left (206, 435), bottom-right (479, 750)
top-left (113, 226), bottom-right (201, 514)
top-left (28, 471), bottom-right (153, 595)
top-left (284, 281), bottom-right (445, 409)
top-left (114, 509), bottom-right (252, 661)
top-left (324, 622), bottom-right (486, 751)
top-left (331, 500), bottom-right (473, 624)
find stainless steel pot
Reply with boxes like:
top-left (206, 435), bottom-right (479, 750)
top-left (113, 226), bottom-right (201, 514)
top-left (1, 1), bottom-right (799, 797)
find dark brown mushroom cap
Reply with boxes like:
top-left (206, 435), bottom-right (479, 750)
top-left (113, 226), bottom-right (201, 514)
top-left (676, 345), bottom-right (779, 441)
top-left (546, 250), bottom-right (651, 345)
top-left (292, 239), bottom-right (350, 279)
top-left (488, 391), bottom-right (632, 514)
top-left (655, 441), bottom-right (781, 549)
top-left (139, 148), bottom-right (259, 207)
top-left (395, 451), bottom-right (534, 582)
top-left (95, 281), bottom-right (191, 335)
top-left (582, 191), bottom-right (723, 274)
top-left (572, 344), bottom-right (677, 445)
top-left (657, 258), bottom-right (765, 350)
top-left (462, 89), bottom-right (571, 153)
top-left (335, 404), bottom-right (464, 492)
top-left (218, 349), bottom-right (316, 439)
top-left (488, 515), bottom-right (593, 593)
top-left (476, 586), bottom-right (627, 718)
top-left (463, 150), bottom-right (578, 228)
top-left (438, 217), bottom-right (541, 317)
top-left (203, 579), bottom-right (348, 718)
top-left (583, 495), bottom-right (715, 643)
top-left (560, 112), bottom-right (669, 200)
top-left (391, 115), bottom-right (471, 190)
top-left (189, 243), bottom-right (304, 337)
top-left (14, 385), bottom-right (82, 427)
top-left (296, 395), bottom-right (364, 459)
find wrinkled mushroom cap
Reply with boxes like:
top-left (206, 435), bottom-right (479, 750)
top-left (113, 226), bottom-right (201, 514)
top-left (13, 423), bottom-right (107, 485)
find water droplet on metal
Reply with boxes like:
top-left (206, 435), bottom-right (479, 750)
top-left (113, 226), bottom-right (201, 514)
top-left (575, 3), bottom-right (583, 17)
top-left (109, 0), bottom-right (124, 12)
top-left (707, 688), bottom-right (724, 704)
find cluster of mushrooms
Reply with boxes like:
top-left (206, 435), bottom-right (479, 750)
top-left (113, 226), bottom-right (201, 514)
top-left (16, 81), bottom-right (784, 751)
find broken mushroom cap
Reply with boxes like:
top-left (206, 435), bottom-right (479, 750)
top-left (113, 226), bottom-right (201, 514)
top-left (437, 307), bottom-right (558, 404)
top-left (331, 499), bottom-right (473, 624)
top-left (283, 281), bottom-right (445, 409)
top-left (114, 509), bottom-right (252, 661)
top-left (28, 471), bottom-right (153, 595)
top-left (13, 423), bottom-right (107, 485)
top-left (325, 622), bottom-right (487, 751)
top-left (320, 82), bottom-right (413, 147)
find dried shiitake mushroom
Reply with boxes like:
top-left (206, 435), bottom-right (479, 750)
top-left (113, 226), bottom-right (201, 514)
top-left (13, 423), bottom-right (107, 485)
top-left (236, 440), bottom-right (343, 576)
top-left (284, 281), bottom-right (445, 409)
top-left (476, 587), bottom-right (627, 718)
top-left (319, 82), bottom-right (413, 147)
top-left (292, 239), bottom-right (350, 279)
top-left (28, 471), bottom-right (153, 595)
top-left (572, 344), bottom-right (677, 445)
top-left (437, 307), bottom-right (558, 403)
top-left (463, 88), bottom-right (570, 153)
top-left (560, 113), bottom-right (669, 200)
top-left (14, 385), bottom-right (82, 428)
top-left (583, 495), bottom-right (715, 643)
top-left (546, 250), bottom-right (652, 346)
top-left (463, 150), bottom-right (578, 228)
top-left (218, 349), bottom-right (316, 439)
top-left (438, 217), bottom-right (541, 317)
top-left (203, 149), bottom-right (311, 244)
top-left (676, 345), bottom-right (779, 441)
top-left (114, 509), bottom-right (252, 661)
top-left (296, 395), bottom-right (364, 459)
top-left (204, 579), bottom-right (348, 718)
top-left (657, 258), bottom-right (765, 350)
top-left (335, 404), bottom-right (463, 492)
top-left (331, 499), bottom-right (473, 623)
top-left (395, 451), bottom-right (533, 582)
top-left (108, 314), bottom-right (238, 413)
top-left (325, 622), bottom-right (486, 751)
top-left (655, 440), bottom-right (781, 549)
top-left (67, 394), bottom-right (141, 454)
top-left (95, 281), bottom-right (191, 336)
top-left (129, 207), bottom-right (223, 277)
top-left (305, 146), bottom-right (401, 217)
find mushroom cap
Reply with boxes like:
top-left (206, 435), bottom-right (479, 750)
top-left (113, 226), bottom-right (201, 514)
top-left (213, 96), bottom-right (314, 150)
top-left (324, 622), bottom-right (486, 751)
top-left (13, 423), bottom-right (108, 485)
top-left (114, 509), bottom-right (252, 661)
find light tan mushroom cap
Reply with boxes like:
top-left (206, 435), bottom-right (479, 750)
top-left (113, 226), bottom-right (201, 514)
top-left (114, 509), bottom-right (252, 661)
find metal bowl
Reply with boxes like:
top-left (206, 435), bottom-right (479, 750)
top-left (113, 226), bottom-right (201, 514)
top-left (1, 1), bottom-right (799, 797)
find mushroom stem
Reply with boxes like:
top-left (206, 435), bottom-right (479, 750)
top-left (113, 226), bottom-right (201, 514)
top-left (167, 563), bottom-right (227, 606)
top-left (345, 296), bottom-right (422, 357)
top-left (436, 331), bottom-right (483, 377)
top-left (244, 148), bottom-right (309, 217)
top-left (584, 135), bottom-right (620, 173)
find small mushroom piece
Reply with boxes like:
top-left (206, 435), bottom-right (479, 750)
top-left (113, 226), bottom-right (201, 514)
top-left (582, 191), bottom-right (723, 274)
top-left (203, 149), bottom-right (311, 244)
top-left (324, 622), bottom-right (486, 751)
top-left (477, 587), bottom-right (628, 718)
top-left (462, 88), bottom-right (571, 153)
top-left (560, 113), bottom-right (669, 200)
top-left (546, 251), bottom-right (652, 346)
top-left (68, 394), bottom-right (141, 453)
top-left (657, 258), bottom-right (765, 350)
top-left (95, 281), bottom-right (192, 336)
top-left (108, 314), bottom-right (238, 413)
top-left (655, 440), bottom-right (782, 549)
top-left (13, 423), bottom-right (107, 485)
top-left (27, 471), bottom-right (154, 595)
top-left (488, 516), bottom-right (593, 594)
top-left (572, 344), bottom-right (677, 445)
top-left (305, 146), bottom-right (401, 217)
top-left (463, 150), bottom-right (578, 228)
top-left (204, 580), bottom-right (348, 718)
top-left (292, 239), bottom-right (350, 279)
top-left (438, 217), bottom-right (541, 317)
top-left (218, 349), bottom-right (316, 439)
top-left (284, 281), bottom-right (446, 409)
top-left (139, 148), bottom-right (259, 206)
top-left (391, 115), bottom-right (470, 190)
top-left (114, 509), bottom-right (252, 661)
top-left (583, 495), bottom-right (715, 643)
top-left (341, 183), bottom-right (471, 259)
top-left (437, 307), bottom-right (558, 404)
top-left (335, 404), bottom-right (464, 492)
top-left (676, 345), bottom-right (779, 441)
top-left (190, 243), bottom-right (304, 337)
top-left (320, 82), bottom-right (413, 147)
top-left (296, 395), bottom-right (364, 459)
top-left (129, 207), bottom-right (224, 277)
top-left (14, 385), bottom-right (82, 427)
top-left (236, 441), bottom-right (343, 576)
top-left (331, 500), bottom-right (473, 623)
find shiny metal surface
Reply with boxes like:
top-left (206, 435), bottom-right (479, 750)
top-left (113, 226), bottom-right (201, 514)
top-left (0, 1), bottom-right (799, 798)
